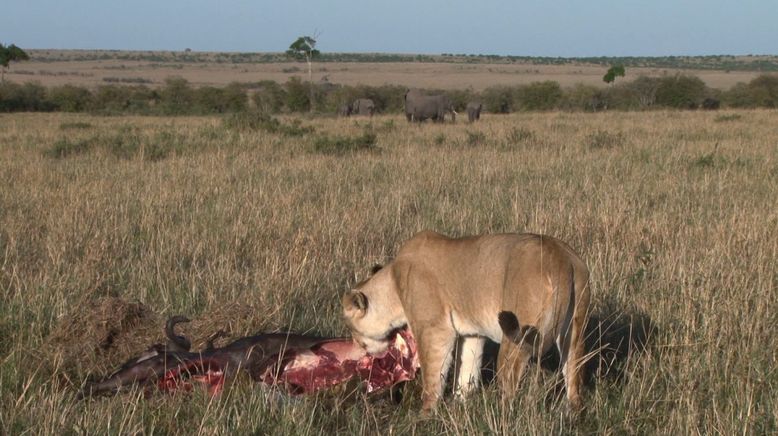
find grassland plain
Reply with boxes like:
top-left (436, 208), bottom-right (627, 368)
top-left (7, 54), bottom-right (764, 91)
top-left (0, 109), bottom-right (776, 434)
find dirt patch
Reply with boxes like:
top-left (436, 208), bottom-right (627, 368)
top-left (44, 297), bottom-right (267, 385)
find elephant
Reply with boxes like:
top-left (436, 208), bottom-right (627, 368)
top-left (466, 101), bottom-right (482, 122)
top-left (701, 98), bottom-right (720, 110)
top-left (338, 103), bottom-right (352, 117)
top-left (352, 98), bottom-right (375, 116)
top-left (404, 89), bottom-right (456, 123)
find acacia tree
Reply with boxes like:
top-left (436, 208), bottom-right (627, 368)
top-left (603, 64), bottom-right (626, 85)
top-left (0, 43), bottom-right (30, 83)
top-left (286, 36), bottom-right (320, 112)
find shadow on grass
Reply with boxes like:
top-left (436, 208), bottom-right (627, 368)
top-left (451, 298), bottom-right (656, 391)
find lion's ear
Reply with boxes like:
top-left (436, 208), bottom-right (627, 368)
top-left (352, 291), bottom-right (368, 311)
top-left (343, 291), bottom-right (368, 317)
top-left (370, 264), bottom-right (383, 275)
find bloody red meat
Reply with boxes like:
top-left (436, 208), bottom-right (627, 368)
top-left (257, 328), bottom-right (418, 394)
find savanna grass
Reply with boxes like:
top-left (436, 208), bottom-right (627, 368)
top-left (0, 110), bottom-right (776, 434)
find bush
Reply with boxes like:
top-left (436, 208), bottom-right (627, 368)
top-left (560, 84), bottom-right (600, 111)
top-left (722, 82), bottom-right (754, 108)
top-left (48, 85), bottom-right (92, 112)
top-left (482, 85), bottom-right (514, 114)
top-left (91, 85), bottom-right (131, 113)
top-left (91, 85), bottom-right (155, 114)
top-left (193, 83), bottom-right (247, 114)
top-left (602, 83), bottom-right (641, 110)
top-left (655, 74), bottom-right (706, 109)
top-left (516, 81), bottom-right (562, 111)
top-left (746, 74), bottom-right (778, 108)
top-left (251, 81), bottom-right (286, 113)
top-left (0, 82), bottom-right (53, 112)
top-left (445, 88), bottom-right (477, 112)
top-left (159, 77), bottom-right (194, 115)
top-left (626, 76), bottom-right (661, 108)
top-left (284, 77), bottom-right (310, 112)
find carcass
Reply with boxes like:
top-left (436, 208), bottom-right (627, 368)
top-left (78, 317), bottom-right (418, 399)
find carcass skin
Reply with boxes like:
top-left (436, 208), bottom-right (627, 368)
top-left (79, 328), bottom-right (418, 399)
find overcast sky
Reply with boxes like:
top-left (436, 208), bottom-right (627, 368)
top-left (2, 0), bottom-right (776, 56)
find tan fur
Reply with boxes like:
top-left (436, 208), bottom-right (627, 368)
top-left (342, 230), bottom-right (590, 411)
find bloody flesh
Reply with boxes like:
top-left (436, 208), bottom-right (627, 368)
top-left (259, 328), bottom-right (418, 394)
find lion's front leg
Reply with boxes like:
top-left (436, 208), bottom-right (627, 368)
top-left (417, 326), bottom-right (457, 411)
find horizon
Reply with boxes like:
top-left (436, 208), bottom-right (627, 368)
top-left (2, 1), bottom-right (777, 58)
top-left (20, 48), bottom-right (778, 59)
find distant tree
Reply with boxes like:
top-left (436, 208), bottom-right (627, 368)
top-left (286, 35), bottom-right (320, 112)
top-left (603, 64), bottom-right (625, 85)
top-left (0, 43), bottom-right (30, 83)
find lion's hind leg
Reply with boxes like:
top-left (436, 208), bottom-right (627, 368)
top-left (496, 311), bottom-right (539, 401)
top-left (496, 337), bottom-right (532, 401)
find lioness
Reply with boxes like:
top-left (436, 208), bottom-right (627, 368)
top-left (342, 231), bottom-right (590, 411)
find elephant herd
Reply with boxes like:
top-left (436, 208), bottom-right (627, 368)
top-left (338, 91), bottom-right (483, 123)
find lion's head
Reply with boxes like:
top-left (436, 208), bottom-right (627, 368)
top-left (342, 264), bottom-right (408, 355)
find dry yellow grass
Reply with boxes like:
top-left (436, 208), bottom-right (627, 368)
top-left (0, 109), bottom-right (776, 433)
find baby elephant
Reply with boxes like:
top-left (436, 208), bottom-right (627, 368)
top-left (466, 102), bottom-right (482, 122)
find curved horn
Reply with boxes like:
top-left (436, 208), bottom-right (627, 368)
top-left (165, 315), bottom-right (192, 352)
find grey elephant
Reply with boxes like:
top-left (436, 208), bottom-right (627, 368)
top-left (404, 89), bottom-right (456, 123)
top-left (352, 98), bottom-right (375, 116)
top-left (338, 103), bottom-right (352, 117)
top-left (466, 101), bottom-right (482, 122)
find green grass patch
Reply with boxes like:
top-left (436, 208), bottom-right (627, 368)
top-left (585, 129), bottom-right (624, 149)
top-left (504, 127), bottom-right (537, 147)
top-left (59, 122), bottom-right (93, 130)
top-left (223, 111), bottom-right (314, 136)
top-left (312, 131), bottom-right (378, 155)
top-left (44, 138), bottom-right (93, 158)
top-left (713, 113), bottom-right (742, 122)
top-left (464, 130), bottom-right (487, 146)
top-left (44, 127), bottom-right (189, 161)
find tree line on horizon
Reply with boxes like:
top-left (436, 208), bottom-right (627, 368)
top-left (1, 73), bottom-right (778, 115)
